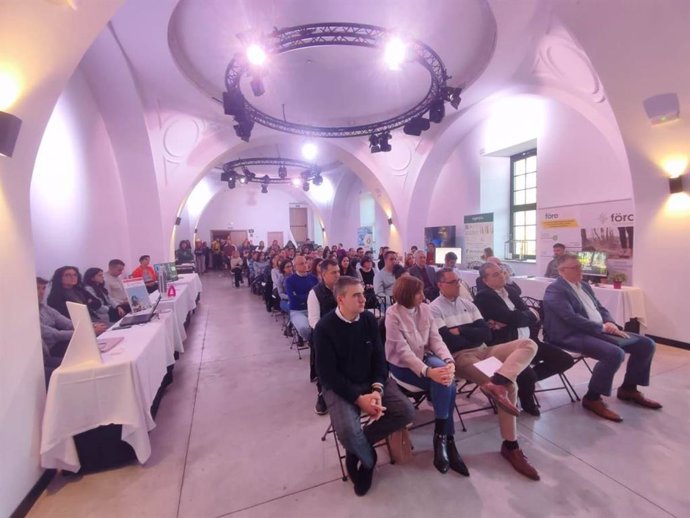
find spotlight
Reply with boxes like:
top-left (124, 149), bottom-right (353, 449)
top-left (221, 171), bottom-right (230, 182)
top-left (228, 178), bottom-right (236, 189)
top-left (403, 117), bottom-right (430, 136)
top-left (384, 37), bottom-right (407, 70)
top-left (233, 118), bottom-right (254, 142)
top-left (246, 43), bottom-right (267, 66)
top-left (292, 178), bottom-right (301, 188)
top-left (278, 165), bottom-right (288, 179)
top-left (378, 132), bottom-right (392, 152)
top-left (261, 184), bottom-right (269, 194)
top-left (250, 76), bottom-right (265, 97)
top-left (313, 173), bottom-right (323, 186)
top-left (302, 181), bottom-right (310, 192)
top-left (429, 98), bottom-right (445, 123)
top-left (302, 142), bottom-right (318, 161)
top-left (442, 86), bottom-right (462, 110)
top-left (239, 176), bottom-right (247, 184)
top-left (369, 133), bottom-right (381, 153)
top-left (261, 174), bottom-right (270, 185)
top-left (242, 166), bottom-right (255, 181)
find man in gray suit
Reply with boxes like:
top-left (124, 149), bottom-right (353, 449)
top-left (543, 254), bottom-right (661, 422)
top-left (408, 250), bottom-right (439, 301)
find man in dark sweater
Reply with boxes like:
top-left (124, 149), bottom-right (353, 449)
top-left (307, 258), bottom-right (340, 415)
top-left (285, 255), bottom-right (319, 345)
top-left (314, 276), bottom-right (415, 496)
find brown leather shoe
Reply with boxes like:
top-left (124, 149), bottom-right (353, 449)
top-left (480, 383), bottom-right (519, 417)
top-left (617, 388), bottom-right (663, 409)
top-left (582, 397), bottom-right (623, 422)
top-left (501, 443), bottom-right (540, 481)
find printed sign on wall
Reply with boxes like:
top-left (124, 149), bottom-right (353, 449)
top-left (463, 213), bottom-right (494, 266)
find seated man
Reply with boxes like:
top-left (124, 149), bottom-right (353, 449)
top-left (307, 258), bottom-right (341, 415)
top-left (408, 250), bottom-right (439, 301)
top-left (443, 251), bottom-right (473, 301)
top-left (430, 268), bottom-right (540, 480)
top-left (373, 250), bottom-right (397, 306)
top-left (314, 276), bottom-right (415, 496)
top-left (543, 254), bottom-right (661, 422)
top-left (473, 263), bottom-right (575, 416)
top-left (284, 255), bottom-right (319, 346)
top-left (103, 259), bottom-right (129, 310)
top-left (544, 243), bottom-right (566, 278)
top-left (131, 255), bottom-right (158, 293)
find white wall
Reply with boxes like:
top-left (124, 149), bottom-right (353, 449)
top-left (197, 186), bottom-right (306, 246)
top-left (31, 70), bottom-right (131, 278)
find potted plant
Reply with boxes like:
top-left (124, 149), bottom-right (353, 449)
top-left (609, 272), bottom-right (627, 289)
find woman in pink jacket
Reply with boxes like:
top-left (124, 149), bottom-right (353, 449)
top-left (385, 275), bottom-right (469, 477)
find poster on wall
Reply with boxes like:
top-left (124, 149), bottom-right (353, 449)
top-left (463, 213), bottom-right (494, 266)
top-left (424, 226), bottom-right (456, 248)
top-left (538, 199), bottom-right (634, 283)
top-left (357, 226), bottom-right (374, 249)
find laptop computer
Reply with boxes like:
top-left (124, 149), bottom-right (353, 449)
top-left (119, 296), bottom-right (161, 327)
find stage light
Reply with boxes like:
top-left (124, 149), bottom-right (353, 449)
top-left (429, 98), bottom-right (445, 123)
top-left (242, 166), bottom-right (255, 181)
top-left (261, 184), bottom-right (269, 194)
top-left (403, 117), bottom-right (430, 136)
top-left (443, 86), bottom-right (462, 109)
top-left (378, 132), bottom-right (392, 152)
top-left (250, 77), bottom-right (265, 97)
top-left (384, 37), bottom-right (406, 70)
top-left (223, 89), bottom-right (245, 117)
top-left (278, 165), bottom-right (288, 179)
top-left (369, 134), bottom-right (381, 153)
top-left (292, 178), bottom-right (301, 187)
top-left (313, 173), bottom-right (323, 186)
top-left (303, 181), bottom-right (310, 192)
top-left (302, 142), bottom-right (318, 161)
top-left (233, 118), bottom-right (253, 142)
top-left (239, 176), bottom-right (247, 184)
top-left (246, 44), bottom-right (267, 66)
top-left (228, 178), bottom-right (236, 189)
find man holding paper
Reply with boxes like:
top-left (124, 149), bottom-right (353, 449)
top-left (314, 276), bottom-right (415, 496)
top-left (430, 268), bottom-right (540, 480)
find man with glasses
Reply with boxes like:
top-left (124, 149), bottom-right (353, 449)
top-left (373, 250), bottom-right (398, 307)
top-left (543, 254), bottom-right (661, 422)
top-left (430, 268), bottom-right (540, 480)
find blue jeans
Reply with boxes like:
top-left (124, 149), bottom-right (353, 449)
top-left (389, 355), bottom-right (457, 435)
top-left (323, 378), bottom-right (415, 469)
top-left (289, 310), bottom-right (312, 342)
top-left (279, 300), bottom-right (290, 313)
top-left (559, 332), bottom-right (655, 396)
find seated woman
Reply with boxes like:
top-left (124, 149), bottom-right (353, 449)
top-left (358, 257), bottom-right (378, 309)
top-left (83, 267), bottom-right (128, 323)
top-left (273, 259), bottom-right (293, 313)
top-left (338, 255), bottom-right (357, 277)
top-left (385, 275), bottom-right (469, 476)
top-left (175, 240), bottom-right (194, 264)
top-left (131, 255), bottom-right (158, 293)
top-left (47, 266), bottom-right (104, 322)
top-left (310, 257), bottom-right (322, 281)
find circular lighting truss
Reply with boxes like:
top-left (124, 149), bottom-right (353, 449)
top-left (219, 157), bottom-right (323, 193)
top-left (223, 22), bottom-right (463, 148)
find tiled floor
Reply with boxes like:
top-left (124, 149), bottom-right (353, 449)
top-left (28, 273), bottom-right (690, 518)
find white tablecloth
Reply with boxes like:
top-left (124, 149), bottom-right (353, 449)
top-left (156, 273), bottom-right (202, 353)
top-left (40, 312), bottom-right (177, 472)
top-left (457, 270), bottom-right (647, 326)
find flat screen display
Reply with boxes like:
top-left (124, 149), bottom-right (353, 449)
top-left (435, 247), bottom-right (463, 266)
top-left (577, 251), bottom-right (608, 277)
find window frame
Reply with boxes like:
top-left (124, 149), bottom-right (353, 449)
top-left (509, 149), bottom-right (537, 260)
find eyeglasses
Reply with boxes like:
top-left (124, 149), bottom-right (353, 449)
top-left (440, 279), bottom-right (460, 285)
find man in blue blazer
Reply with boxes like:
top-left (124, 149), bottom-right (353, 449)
top-left (543, 254), bottom-right (661, 422)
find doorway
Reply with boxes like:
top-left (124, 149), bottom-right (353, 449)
top-left (289, 207), bottom-right (308, 245)
top-left (267, 231), bottom-right (284, 247)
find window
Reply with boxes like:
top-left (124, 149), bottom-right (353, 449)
top-left (510, 149), bottom-right (537, 259)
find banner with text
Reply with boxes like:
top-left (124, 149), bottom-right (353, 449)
top-left (463, 213), bottom-right (494, 266)
top-left (357, 226), bottom-right (374, 248)
top-left (538, 199), bottom-right (634, 283)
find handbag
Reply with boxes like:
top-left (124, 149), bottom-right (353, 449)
top-left (387, 427), bottom-right (413, 464)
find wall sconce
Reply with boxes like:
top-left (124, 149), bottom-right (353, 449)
top-left (0, 111), bottom-right (22, 158)
top-left (669, 175), bottom-right (686, 194)
top-left (387, 217), bottom-right (393, 225)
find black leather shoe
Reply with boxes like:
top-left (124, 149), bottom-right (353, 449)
top-left (433, 433), bottom-right (450, 474)
top-left (314, 394), bottom-right (328, 415)
top-left (520, 397), bottom-right (541, 416)
top-left (447, 436), bottom-right (470, 476)
top-left (354, 449), bottom-right (377, 496)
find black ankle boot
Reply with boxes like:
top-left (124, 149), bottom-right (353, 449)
top-left (433, 433), bottom-right (449, 473)
top-left (447, 436), bottom-right (470, 476)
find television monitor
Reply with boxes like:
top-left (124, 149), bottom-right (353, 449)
top-left (154, 262), bottom-right (179, 282)
top-left (577, 251), bottom-right (608, 277)
top-left (435, 247), bottom-right (463, 266)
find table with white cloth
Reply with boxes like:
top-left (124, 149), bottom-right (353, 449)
top-left (154, 273), bottom-right (203, 353)
top-left (456, 270), bottom-right (647, 327)
top-left (40, 311), bottom-right (178, 473)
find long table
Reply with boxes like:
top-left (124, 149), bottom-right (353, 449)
top-left (40, 273), bottom-right (203, 472)
top-left (457, 270), bottom-right (647, 327)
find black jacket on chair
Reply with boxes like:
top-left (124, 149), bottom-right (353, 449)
top-left (473, 283), bottom-right (537, 345)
